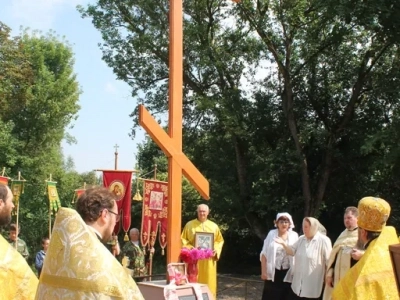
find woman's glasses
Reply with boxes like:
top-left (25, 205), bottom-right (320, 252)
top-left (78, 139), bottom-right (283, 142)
top-left (278, 220), bottom-right (289, 224)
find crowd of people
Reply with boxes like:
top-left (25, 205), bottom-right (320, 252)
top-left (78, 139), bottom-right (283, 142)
top-left (0, 184), bottom-right (224, 299)
top-left (1, 181), bottom-right (399, 299)
top-left (4, 222), bottom-right (49, 278)
top-left (0, 184), bottom-right (144, 299)
top-left (260, 197), bottom-right (399, 300)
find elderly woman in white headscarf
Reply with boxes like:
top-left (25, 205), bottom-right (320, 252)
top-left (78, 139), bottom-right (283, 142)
top-left (260, 212), bottom-right (299, 300)
top-left (275, 217), bottom-right (332, 300)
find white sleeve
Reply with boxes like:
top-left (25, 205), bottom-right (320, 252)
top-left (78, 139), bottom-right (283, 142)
top-left (322, 236), bottom-right (333, 266)
top-left (260, 230), bottom-right (275, 261)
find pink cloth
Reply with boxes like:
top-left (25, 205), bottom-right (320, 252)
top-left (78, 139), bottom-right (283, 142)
top-left (164, 263), bottom-right (203, 300)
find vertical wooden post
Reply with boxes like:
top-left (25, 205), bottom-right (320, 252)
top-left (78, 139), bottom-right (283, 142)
top-left (167, 0), bottom-right (183, 265)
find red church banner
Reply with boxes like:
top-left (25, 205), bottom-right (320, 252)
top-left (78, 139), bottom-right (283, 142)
top-left (141, 179), bottom-right (168, 254)
top-left (0, 176), bottom-right (9, 185)
top-left (103, 171), bottom-right (133, 237)
top-left (75, 189), bottom-right (86, 198)
top-left (72, 188), bottom-right (86, 204)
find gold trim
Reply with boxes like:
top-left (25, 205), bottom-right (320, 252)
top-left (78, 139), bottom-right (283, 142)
top-left (41, 273), bottom-right (124, 298)
top-left (138, 178), bottom-right (167, 183)
top-left (94, 169), bottom-right (139, 173)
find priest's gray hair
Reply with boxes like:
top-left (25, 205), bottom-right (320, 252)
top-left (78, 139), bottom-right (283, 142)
top-left (197, 204), bottom-right (209, 212)
top-left (129, 228), bottom-right (139, 235)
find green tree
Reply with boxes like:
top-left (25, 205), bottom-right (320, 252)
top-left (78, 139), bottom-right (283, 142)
top-left (0, 120), bottom-right (21, 168)
top-left (0, 22), bottom-right (33, 122)
top-left (232, 0), bottom-right (400, 217)
top-left (9, 30), bottom-right (80, 162)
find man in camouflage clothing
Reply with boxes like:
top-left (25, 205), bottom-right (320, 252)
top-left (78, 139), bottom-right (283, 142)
top-left (121, 228), bottom-right (154, 281)
top-left (9, 223), bottom-right (29, 260)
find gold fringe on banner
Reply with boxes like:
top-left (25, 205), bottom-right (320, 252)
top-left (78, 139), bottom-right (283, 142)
top-left (124, 232), bottom-right (129, 242)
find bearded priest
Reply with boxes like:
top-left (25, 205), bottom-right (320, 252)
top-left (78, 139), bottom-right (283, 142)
top-left (35, 187), bottom-right (144, 300)
top-left (0, 183), bottom-right (38, 300)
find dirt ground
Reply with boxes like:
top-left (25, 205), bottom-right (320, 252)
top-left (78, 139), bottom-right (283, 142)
top-left (217, 274), bottom-right (263, 299)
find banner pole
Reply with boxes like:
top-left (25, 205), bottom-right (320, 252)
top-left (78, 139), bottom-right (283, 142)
top-left (48, 203), bottom-right (51, 238)
top-left (48, 174), bottom-right (52, 239)
top-left (15, 204), bottom-right (19, 249)
top-left (114, 144), bottom-right (119, 170)
top-left (1, 167), bottom-right (5, 176)
top-left (147, 164), bottom-right (158, 280)
top-left (15, 171), bottom-right (21, 249)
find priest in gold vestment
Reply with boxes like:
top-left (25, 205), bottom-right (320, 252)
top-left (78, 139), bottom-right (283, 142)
top-left (0, 183), bottom-right (38, 300)
top-left (323, 206), bottom-right (361, 300)
top-left (181, 204), bottom-right (224, 298)
top-left (35, 187), bottom-right (144, 300)
top-left (0, 235), bottom-right (39, 300)
top-left (332, 197), bottom-right (399, 300)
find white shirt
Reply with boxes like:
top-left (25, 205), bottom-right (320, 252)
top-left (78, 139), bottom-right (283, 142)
top-left (275, 246), bottom-right (290, 270)
top-left (260, 229), bottom-right (299, 282)
top-left (290, 232), bottom-right (332, 298)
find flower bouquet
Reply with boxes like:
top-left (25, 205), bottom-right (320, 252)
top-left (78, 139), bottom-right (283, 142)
top-left (180, 248), bottom-right (214, 283)
top-left (180, 247), bottom-right (214, 264)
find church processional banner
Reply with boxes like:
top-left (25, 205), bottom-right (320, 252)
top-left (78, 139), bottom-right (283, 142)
top-left (141, 179), bottom-right (168, 254)
top-left (103, 171), bottom-right (132, 238)
top-left (11, 180), bottom-right (25, 211)
top-left (47, 181), bottom-right (61, 214)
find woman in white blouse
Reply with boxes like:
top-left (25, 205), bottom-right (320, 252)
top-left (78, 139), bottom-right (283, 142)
top-left (275, 217), bottom-right (332, 299)
top-left (260, 212), bottom-right (299, 300)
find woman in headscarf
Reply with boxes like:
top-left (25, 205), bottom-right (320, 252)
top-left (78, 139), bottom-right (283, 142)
top-left (260, 212), bottom-right (299, 300)
top-left (275, 217), bottom-right (332, 299)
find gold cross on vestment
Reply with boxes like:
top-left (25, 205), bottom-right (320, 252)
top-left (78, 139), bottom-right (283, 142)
top-left (138, 0), bottom-right (209, 264)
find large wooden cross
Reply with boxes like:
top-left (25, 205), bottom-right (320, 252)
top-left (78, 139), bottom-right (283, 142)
top-left (138, 0), bottom-right (210, 264)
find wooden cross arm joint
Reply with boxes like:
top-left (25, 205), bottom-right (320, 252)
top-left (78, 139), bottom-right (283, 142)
top-left (139, 105), bottom-right (210, 200)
